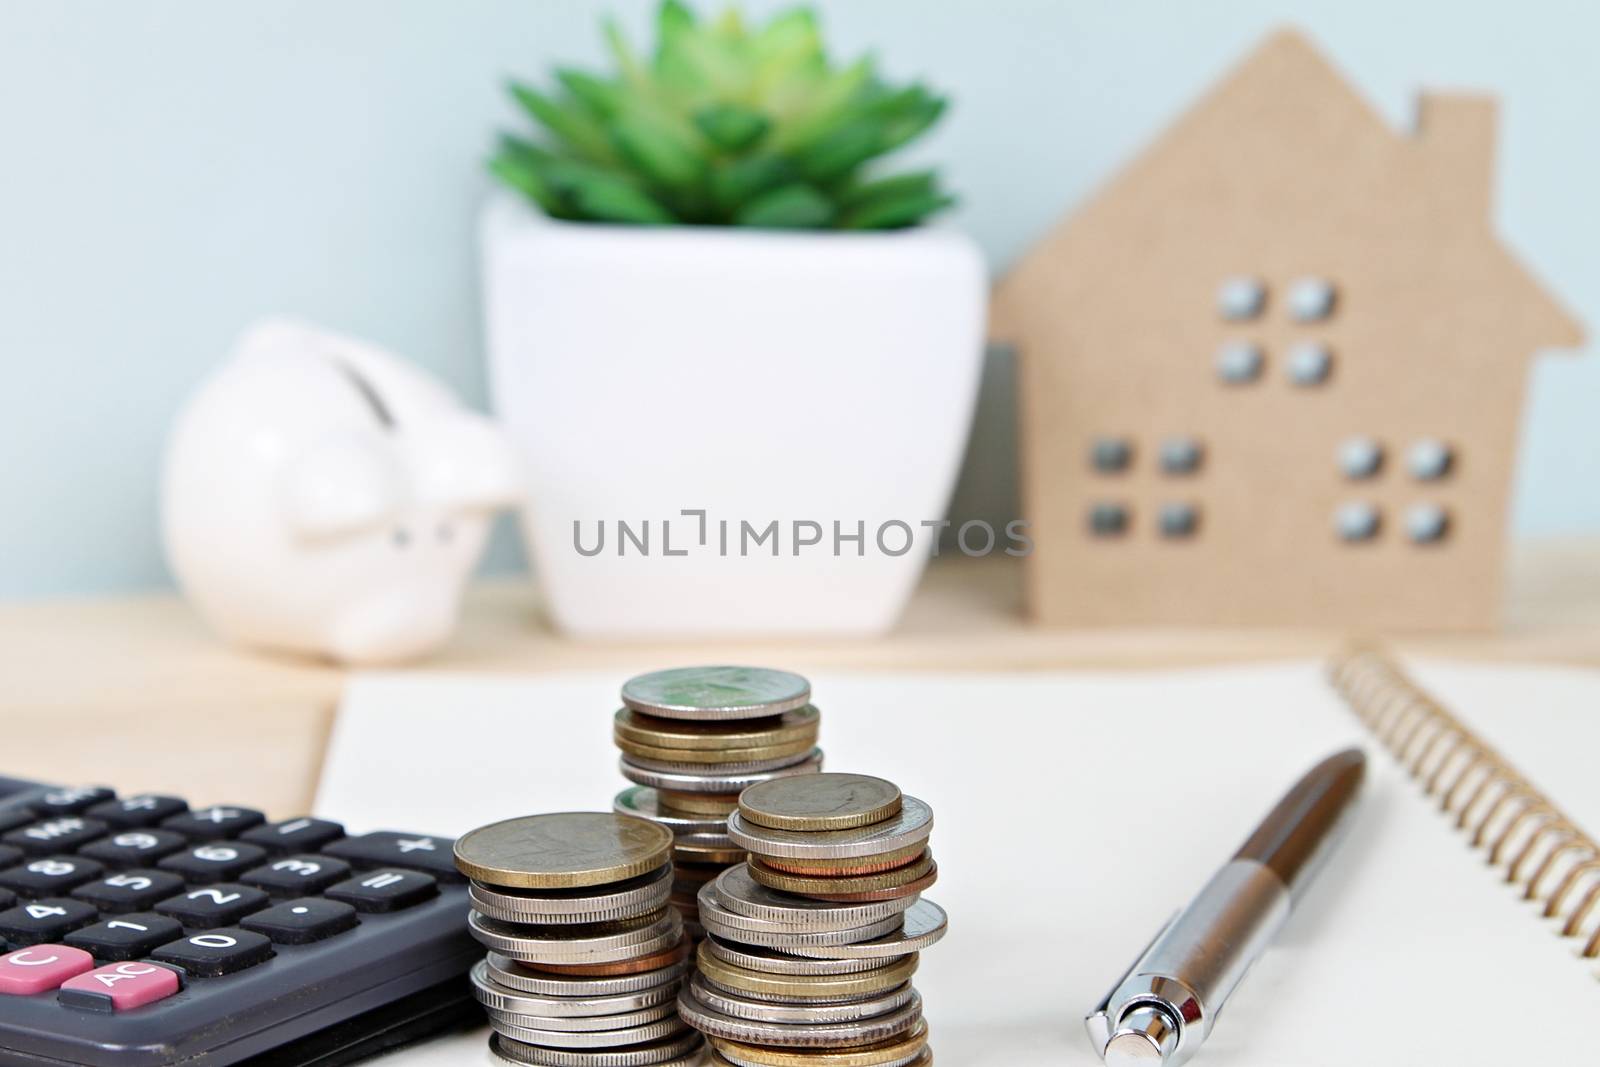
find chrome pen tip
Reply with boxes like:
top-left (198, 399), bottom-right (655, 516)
top-left (1104, 1005), bottom-right (1179, 1066)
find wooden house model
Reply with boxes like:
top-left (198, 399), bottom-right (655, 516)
top-left (992, 29), bottom-right (1583, 630)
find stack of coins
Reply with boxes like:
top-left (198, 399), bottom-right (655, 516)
top-left (680, 774), bottom-right (946, 1067)
top-left (455, 812), bottom-right (706, 1067)
top-left (614, 667), bottom-right (824, 940)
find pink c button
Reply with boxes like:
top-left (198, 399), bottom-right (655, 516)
top-left (0, 946), bottom-right (95, 995)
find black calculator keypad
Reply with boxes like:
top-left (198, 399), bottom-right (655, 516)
top-left (80, 829), bottom-right (189, 868)
top-left (5, 817), bottom-right (109, 855)
top-left (241, 898), bottom-right (358, 945)
top-left (160, 807), bottom-right (266, 841)
top-left (158, 842), bottom-right (268, 883)
top-left (86, 795), bottom-right (189, 829)
top-left (0, 897), bottom-right (99, 944)
top-left (240, 855), bottom-right (351, 897)
top-left (31, 787), bottom-right (117, 816)
top-left (65, 912), bottom-right (185, 961)
top-left (239, 817), bottom-right (345, 855)
top-left (71, 870), bottom-right (186, 913)
top-left (152, 928), bottom-right (274, 977)
top-left (0, 780), bottom-right (477, 1067)
top-left (156, 884), bottom-right (269, 928)
top-left (0, 855), bottom-right (105, 896)
top-left (323, 832), bottom-right (461, 881)
top-left (324, 869), bottom-right (439, 913)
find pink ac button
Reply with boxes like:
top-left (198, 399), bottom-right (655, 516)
top-left (0, 946), bottom-right (95, 995)
top-left (59, 961), bottom-right (182, 1012)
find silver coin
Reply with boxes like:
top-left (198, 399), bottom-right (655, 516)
top-left (677, 982), bottom-right (922, 1047)
top-left (781, 900), bottom-right (947, 960)
top-left (492, 1014), bottom-right (690, 1050)
top-left (614, 788), bottom-right (730, 835)
top-left (688, 974), bottom-right (917, 1025)
top-left (620, 751), bottom-right (824, 793)
top-left (471, 864), bottom-right (674, 925)
top-left (486, 1000), bottom-right (677, 1033)
top-left (697, 970), bottom-right (895, 1006)
top-left (622, 666), bottom-right (811, 721)
top-left (486, 952), bottom-right (690, 999)
top-left (624, 750), bottom-right (820, 776)
top-left (697, 884), bottom-right (905, 949)
top-left (490, 1030), bottom-right (704, 1067)
top-left (472, 960), bottom-right (682, 1019)
top-left (470, 908), bottom-right (684, 964)
top-left (711, 865), bottom-right (914, 928)
top-left (672, 831), bottom-right (738, 850)
top-left (710, 1047), bottom-right (927, 1067)
top-left (726, 797), bottom-right (932, 860)
top-left (704, 936), bottom-right (895, 977)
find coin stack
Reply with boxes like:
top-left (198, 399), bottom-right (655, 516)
top-left (455, 812), bottom-right (706, 1067)
top-left (614, 667), bottom-right (825, 941)
top-left (680, 774), bottom-right (946, 1067)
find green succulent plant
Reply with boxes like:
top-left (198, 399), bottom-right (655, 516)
top-left (490, 2), bottom-right (954, 229)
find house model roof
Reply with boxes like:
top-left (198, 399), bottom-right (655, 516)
top-left (995, 28), bottom-right (1582, 354)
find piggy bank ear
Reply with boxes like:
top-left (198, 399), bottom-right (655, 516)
top-left (407, 412), bottom-right (523, 511)
top-left (280, 430), bottom-right (405, 540)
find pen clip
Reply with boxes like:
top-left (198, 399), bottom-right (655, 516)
top-left (1084, 912), bottom-right (1177, 1057)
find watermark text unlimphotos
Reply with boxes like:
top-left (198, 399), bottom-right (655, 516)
top-left (572, 510), bottom-right (1033, 558)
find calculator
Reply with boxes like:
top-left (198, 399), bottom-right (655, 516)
top-left (0, 777), bottom-right (480, 1067)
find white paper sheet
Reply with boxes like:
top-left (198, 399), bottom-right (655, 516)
top-left (319, 660), bottom-right (1600, 1065)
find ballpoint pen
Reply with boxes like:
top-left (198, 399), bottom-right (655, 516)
top-left (1085, 748), bottom-right (1367, 1066)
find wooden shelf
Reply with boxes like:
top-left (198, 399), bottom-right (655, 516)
top-left (6, 539), bottom-right (1599, 815)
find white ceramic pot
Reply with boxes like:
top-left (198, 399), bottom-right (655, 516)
top-left (481, 193), bottom-right (988, 637)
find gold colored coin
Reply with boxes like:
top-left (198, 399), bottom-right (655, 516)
top-left (738, 773), bottom-right (902, 832)
top-left (709, 1053), bottom-right (930, 1067)
top-left (675, 840), bottom-right (748, 864)
top-left (709, 1019), bottom-right (929, 1066)
top-left (659, 790), bottom-right (741, 816)
top-left (802, 864), bottom-right (939, 902)
top-left (616, 735), bottom-right (819, 766)
top-left (758, 841), bottom-right (927, 876)
top-left (454, 812), bottom-right (673, 889)
top-left (748, 852), bottom-right (934, 897)
top-left (614, 706), bottom-right (820, 752)
top-left (694, 941), bottom-right (918, 1000)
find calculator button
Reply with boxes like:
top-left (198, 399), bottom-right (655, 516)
top-left (71, 870), bottom-right (186, 913)
top-left (241, 898), bottom-right (358, 945)
top-left (0, 810), bottom-right (35, 835)
top-left (0, 856), bottom-right (105, 896)
top-left (240, 816), bottom-right (345, 855)
top-left (59, 961), bottom-right (182, 1012)
top-left (155, 884), bottom-right (269, 927)
top-left (241, 855), bottom-right (351, 897)
top-left (0, 847), bottom-right (21, 871)
top-left (4, 817), bottom-right (108, 856)
top-left (79, 830), bottom-right (189, 868)
top-left (0, 945), bottom-right (95, 994)
top-left (324, 869), bottom-right (438, 913)
top-left (86, 795), bottom-right (188, 829)
top-left (65, 913), bottom-right (184, 961)
top-left (158, 842), bottom-right (268, 883)
top-left (30, 788), bottom-right (116, 817)
top-left (323, 832), bottom-right (461, 881)
top-left (152, 928), bottom-right (273, 977)
top-left (160, 807), bottom-right (265, 841)
top-left (0, 899), bottom-right (98, 946)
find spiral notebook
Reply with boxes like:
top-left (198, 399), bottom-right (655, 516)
top-left (319, 656), bottom-right (1600, 1066)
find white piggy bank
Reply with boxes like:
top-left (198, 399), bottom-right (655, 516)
top-left (162, 319), bottom-right (522, 664)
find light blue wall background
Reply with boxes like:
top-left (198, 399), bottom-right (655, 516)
top-left (2, 0), bottom-right (1595, 598)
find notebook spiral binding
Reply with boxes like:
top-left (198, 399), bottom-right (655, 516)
top-left (1329, 648), bottom-right (1600, 961)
